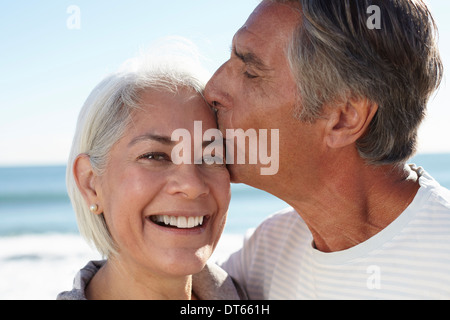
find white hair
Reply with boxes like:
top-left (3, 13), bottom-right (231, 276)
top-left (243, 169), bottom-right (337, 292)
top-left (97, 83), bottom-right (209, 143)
top-left (66, 53), bottom-right (206, 257)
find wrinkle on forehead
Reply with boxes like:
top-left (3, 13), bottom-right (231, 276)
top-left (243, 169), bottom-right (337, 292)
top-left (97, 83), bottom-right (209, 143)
top-left (243, 1), bottom-right (301, 39)
top-left (232, 1), bottom-right (301, 67)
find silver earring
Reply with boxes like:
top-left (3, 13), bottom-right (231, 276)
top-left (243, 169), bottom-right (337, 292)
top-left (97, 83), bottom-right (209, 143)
top-left (89, 204), bottom-right (98, 213)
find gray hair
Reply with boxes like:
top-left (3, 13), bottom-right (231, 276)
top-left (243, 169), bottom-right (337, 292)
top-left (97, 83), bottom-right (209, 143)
top-left (66, 61), bottom-right (205, 257)
top-left (268, 0), bottom-right (443, 164)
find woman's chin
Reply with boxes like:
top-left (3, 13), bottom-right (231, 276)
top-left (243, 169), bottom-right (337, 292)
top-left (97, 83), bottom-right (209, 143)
top-left (149, 246), bottom-right (213, 277)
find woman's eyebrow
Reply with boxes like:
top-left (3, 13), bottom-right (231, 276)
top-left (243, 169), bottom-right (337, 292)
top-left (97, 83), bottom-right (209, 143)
top-left (128, 133), bottom-right (174, 147)
top-left (129, 133), bottom-right (218, 148)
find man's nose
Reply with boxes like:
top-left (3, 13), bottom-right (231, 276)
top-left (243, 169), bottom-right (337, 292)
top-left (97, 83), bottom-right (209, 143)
top-left (204, 62), bottom-right (233, 110)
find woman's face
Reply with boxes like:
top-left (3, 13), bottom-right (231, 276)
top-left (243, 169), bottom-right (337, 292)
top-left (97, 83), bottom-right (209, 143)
top-left (95, 88), bottom-right (230, 277)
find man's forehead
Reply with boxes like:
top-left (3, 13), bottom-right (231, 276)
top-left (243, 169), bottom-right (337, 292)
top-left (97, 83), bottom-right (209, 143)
top-left (233, 26), bottom-right (261, 50)
top-left (246, 2), bottom-right (300, 32)
top-left (235, 2), bottom-right (300, 46)
top-left (232, 2), bottom-right (300, 64)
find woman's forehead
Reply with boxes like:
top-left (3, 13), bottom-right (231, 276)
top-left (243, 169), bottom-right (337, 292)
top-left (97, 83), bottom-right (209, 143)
top-left (128, 88), bottom-right (216, 135)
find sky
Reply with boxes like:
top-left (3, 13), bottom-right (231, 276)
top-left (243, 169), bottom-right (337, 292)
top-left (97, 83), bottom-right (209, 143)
top-left (0, 0), bottom-right (449, 167)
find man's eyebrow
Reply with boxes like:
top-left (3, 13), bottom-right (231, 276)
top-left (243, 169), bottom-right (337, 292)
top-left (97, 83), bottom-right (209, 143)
top-left (232, 46), bottom-right (270, 71)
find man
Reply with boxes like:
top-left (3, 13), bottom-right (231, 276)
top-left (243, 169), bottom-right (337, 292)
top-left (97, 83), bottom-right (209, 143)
top-left (204, 0), bottom-right (450, 299)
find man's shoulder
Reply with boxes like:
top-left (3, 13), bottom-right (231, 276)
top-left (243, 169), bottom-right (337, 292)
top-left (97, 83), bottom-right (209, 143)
top-left (415, 165), bottom-right (450, 211)
top-left (259, 206), bottom-right (303, 227)
top-left (429, 183), bottom-right (450, 210)
top-left (248, 207), bottom-right (311, 245)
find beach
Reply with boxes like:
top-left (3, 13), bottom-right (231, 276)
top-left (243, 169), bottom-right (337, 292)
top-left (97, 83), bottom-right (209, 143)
top-left (0, 233), bottom-right (245, 300)
top-left (0, 153), bottom-right (449, 300)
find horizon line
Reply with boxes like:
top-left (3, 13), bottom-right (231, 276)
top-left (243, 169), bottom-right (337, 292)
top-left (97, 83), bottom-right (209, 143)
top-left (1, 151), bottom-right (450, 169)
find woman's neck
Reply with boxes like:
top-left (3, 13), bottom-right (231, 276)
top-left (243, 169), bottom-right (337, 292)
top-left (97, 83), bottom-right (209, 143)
top-left (85, 257), bottom-right (194, 300)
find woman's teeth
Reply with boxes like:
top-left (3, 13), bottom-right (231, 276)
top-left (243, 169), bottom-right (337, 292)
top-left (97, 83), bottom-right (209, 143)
top-left (150, 215), bottom-right (204, 229)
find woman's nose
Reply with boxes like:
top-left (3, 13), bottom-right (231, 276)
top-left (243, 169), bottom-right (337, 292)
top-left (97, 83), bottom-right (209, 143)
top-left (165, 164), bottom-right (210, 199)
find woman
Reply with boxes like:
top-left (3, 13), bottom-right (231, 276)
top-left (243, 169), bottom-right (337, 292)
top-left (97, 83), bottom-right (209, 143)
top-left (57, 60), bottom-right (245, 300)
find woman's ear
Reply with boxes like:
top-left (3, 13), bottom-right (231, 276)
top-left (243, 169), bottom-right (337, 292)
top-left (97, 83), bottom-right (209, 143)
top-left (324, 96), bottom-right (378, 149)
top-left (73, 154), bottom-right (102, 215)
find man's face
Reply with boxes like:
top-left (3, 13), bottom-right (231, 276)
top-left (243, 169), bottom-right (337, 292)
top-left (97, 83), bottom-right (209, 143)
top-left (205, 2), bottom-right (321, 191)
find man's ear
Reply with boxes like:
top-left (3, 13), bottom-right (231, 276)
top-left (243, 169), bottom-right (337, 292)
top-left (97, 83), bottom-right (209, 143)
top-left (73, 154), bottom-right (102, 215)
top-left (324, 96), bottom-right (378, 149)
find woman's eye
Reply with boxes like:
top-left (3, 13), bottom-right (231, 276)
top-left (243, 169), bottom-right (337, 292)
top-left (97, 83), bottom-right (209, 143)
top-left (138, 152), bottom-right (170, 162)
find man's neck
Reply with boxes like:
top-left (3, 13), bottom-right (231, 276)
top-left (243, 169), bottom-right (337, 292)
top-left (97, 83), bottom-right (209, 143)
top-left (282, 161), bottom-right (420, 253)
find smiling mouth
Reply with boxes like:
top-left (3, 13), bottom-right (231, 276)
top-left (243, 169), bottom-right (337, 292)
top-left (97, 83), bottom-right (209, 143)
top-left (148, 215), bottom-right (206, 229)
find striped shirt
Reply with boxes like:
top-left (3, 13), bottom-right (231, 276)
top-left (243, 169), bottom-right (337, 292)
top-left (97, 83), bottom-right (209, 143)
top-left (222, 165), bottom-right (450, 299)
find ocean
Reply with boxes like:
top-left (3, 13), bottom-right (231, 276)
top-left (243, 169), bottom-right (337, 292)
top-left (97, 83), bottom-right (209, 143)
top-left (1, 153), bottom-right (449, 300)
